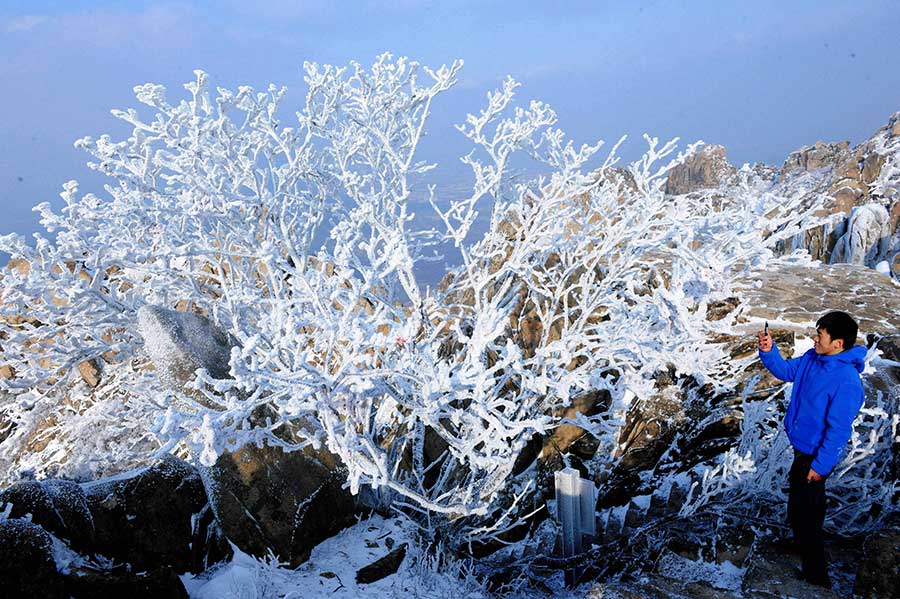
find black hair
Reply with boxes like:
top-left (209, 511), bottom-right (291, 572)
top-left (816, 311), bottom-right (858, 351)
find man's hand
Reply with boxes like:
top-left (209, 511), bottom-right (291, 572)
top-left (806, 468), bottom-right (824, 483)
top-left (758, 330), bottom-right (773, 352)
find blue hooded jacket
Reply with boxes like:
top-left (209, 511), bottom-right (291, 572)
top-left (759, 343), bottom-right (866, 476)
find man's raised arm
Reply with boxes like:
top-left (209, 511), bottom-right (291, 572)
top-left (758, 330), bottom-right (803, 382)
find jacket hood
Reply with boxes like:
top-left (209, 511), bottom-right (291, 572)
top-left (815, 344), bottom-right (867, 373)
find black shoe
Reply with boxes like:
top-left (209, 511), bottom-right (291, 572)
top-left (772, 537), bottom-right (802, 555)
top-left (794, 567), bottom-right (832, 590)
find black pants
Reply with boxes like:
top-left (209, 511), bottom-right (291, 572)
top-left (787, 448), bottom-right (829, 582)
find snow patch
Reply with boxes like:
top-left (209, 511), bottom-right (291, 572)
top-left (182, 514), bottom-right (488, 599)
top-left (655, 550), bottom-right (745, 592)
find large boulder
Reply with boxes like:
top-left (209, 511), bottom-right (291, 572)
top-left (136, 303), bottom-right (356, 566)
top-left (203, 442), bottom-right (356, 567)
top-left (0, 518), bottom-right (65, 599)
top-left (0, 479), bottom-right (94, 552)
top-left (136, 305), bottom-right (237, 403)
top-left (83, 455), bottom-right (224, 572)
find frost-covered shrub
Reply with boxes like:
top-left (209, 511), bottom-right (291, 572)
top-left (0, 54), bottom-right (840, 545)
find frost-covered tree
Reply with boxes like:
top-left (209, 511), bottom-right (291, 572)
top-left (2, 53), bottom-right (886, 558)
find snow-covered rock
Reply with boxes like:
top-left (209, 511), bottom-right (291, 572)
top-left (137, 305), bottom-right (237, 402)
top-left (830, 203), bottom-right (892, 265)
top-left (203, 441), bottom-right (356, 568)
top-left (0, 479), bottom-right (94, 553)
top-left (782, 139), bottom-right (852, 174)
top-left (767, 112), bottom-right (900, 267)
top-left (182, 514), bottom-right (488, 599)
top-left (0, 518), bottom-right (65, 599)
top-left (83, 455), bottom-right (225, 573)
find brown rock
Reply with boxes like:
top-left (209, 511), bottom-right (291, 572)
top-left (835, 155), bottom-right (861, 180)
top-left (99, 328), bottom-right (127, 364)
top-left (787, 221), bottom-right (844, 263)
top-left (664, 145), bottom-right (736, 195)
top-left (23, 411), bottom-right (61, 455)
top-left (5, 257), bottom-right (31, 276)
top-left (706, 297), bottom-right (740, 321)
top-left (828, 179), bottom-right (867, 214)
top-left (540, 389), bottom-right (612, 460)
top-left (861, 153), bottom-right (886, 184)
top-left (782, 140), bottom-right (850, 173)
top-left (78, 359), bottom-right (102, 388)
top-left (613, 383), bottom-right (684, 463)
top-left (204, 442), bottom-right (356, 567)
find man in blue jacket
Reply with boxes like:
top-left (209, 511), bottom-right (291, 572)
top-left (757, 310), bottom-right (866, 590)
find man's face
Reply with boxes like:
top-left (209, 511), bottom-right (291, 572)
top-left (813, 327), bottom-right (844, 355)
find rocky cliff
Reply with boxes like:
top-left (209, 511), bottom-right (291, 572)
top-left (665, 111), bottom-right (900, 276)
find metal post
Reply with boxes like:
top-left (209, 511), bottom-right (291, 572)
top-left (555, 468), bottom-right (597, 586)
top-left (578, 475), bottom-right (597, 540)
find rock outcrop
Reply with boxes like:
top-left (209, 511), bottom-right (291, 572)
top-left (662, 111), bottom-right (900, 273)
top-left (0, 457), bottom-right (224, 598)
top-left (0, 479), bottom-right (94, 553)
top-left (204, 442), bottom-right (356, 567)
top-left (777, 113), bottom-right (900, 267)
top-left (664, 144), bottom-right (736, 195)
top-left (830, 203), bottom-right (893, 265)
top-left (83, 455), bottom-right (225, 572)
top-left (782, 140), bottom-right (853, 174)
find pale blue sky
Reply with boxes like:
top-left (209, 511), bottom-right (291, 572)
top-left (2, 0), bottom-right (899, 241)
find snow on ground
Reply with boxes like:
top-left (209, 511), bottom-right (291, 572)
top-left (654, 550), bottom-right (745, 593)
top-left (182, 514), bottom-right (490, 599)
